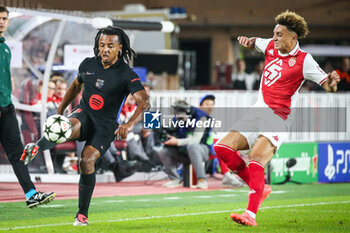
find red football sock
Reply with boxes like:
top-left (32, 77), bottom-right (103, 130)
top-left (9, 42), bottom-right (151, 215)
top-left (218, 157), bottom-right (229, 174)
top-left (247, 161), bottom-right (265, 214)
top-left (213, 144), bottom-right (250, 184)
top-left (237, 165), bottom-right (250, 185)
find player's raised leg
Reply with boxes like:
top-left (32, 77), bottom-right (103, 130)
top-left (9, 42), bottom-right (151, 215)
top-left (21, 117), bottom-right (82, 165)
top-left (214, 131), bottom-right (251, 185)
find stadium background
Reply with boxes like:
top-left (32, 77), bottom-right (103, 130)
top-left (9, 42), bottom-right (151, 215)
top-left (0, 1), bottom-right (349, 232)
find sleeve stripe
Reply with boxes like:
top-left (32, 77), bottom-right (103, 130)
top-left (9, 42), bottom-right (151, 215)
top-left (319, 76), bottom-right (328, 85)
top-left (131, 78), bottom-right (140, 82)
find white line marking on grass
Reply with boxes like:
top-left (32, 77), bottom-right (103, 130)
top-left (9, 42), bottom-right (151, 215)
top-left (217, 194), bottom-right (236, 197)
top-left (271, 191), bottom-right (286, 194)
top-left (135, 199), bottom-right (151, 202)
top-left (104, 200), bottom-right (125, 203)
top-left (163, 197), bottom-right (180, 200)
top-left (194, 196), bottom-right (211, 198)
top-left (39, 205), bottom-right (64, 208)
top-left (222, 189), bottom-right (248, 193)
top-left (2, 200), bottom-right (349, 231)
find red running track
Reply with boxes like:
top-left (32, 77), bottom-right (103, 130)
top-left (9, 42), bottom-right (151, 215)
top-left (0, 176), bottom-right (233, 203)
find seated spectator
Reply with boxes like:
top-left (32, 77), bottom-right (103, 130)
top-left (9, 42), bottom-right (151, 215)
top-left (198, 94), bottom-right (245, 187)
top-left (95, 141), bottom-right (142, 181)
top-left (119, 93), bottom-right (159, 171)
top-left (158, 100), bottom-right (213, 189)
top-left (52, 75), bottom-right (67, 105)
top-left (336, 57), bottom-right (350, 91)
top-left (30, 79), bottom-right (57, 116)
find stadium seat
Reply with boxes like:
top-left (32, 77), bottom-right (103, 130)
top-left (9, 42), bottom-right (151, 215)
top-left (19, 78), bottom-right (41, 144)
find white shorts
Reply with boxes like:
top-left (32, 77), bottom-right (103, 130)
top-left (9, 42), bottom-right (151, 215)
top-left (232, 107), bottom-right (290, 150)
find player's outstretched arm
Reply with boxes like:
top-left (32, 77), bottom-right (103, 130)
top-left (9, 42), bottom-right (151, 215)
top-left (237, 36), bottom-right (257, 50)
top-left (115, 90), bottom-right (151, 140)
top-left (321, 71), bottom-right (340, 93)
top-left (57, 78), bottom-right (83, 115)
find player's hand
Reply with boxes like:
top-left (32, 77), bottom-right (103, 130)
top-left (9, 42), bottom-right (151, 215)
top-left (163, 135), bottom-right (178, 146)
top-left (115, 122), bottom-right (133, 140)
top-left (327, 71), bottom-right (340, 88)
top-left (237, 36), bottom-right (257, 49)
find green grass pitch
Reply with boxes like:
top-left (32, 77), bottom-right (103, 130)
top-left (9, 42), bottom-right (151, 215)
top-left (0, 183), bottom-right (349, 232)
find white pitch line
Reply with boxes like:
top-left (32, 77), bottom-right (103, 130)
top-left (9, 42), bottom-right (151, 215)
top-left (39, 205), bottom-right (64, 208)
top-left (194, 196), bottom-right (211, 198)
top-left (1, 200), bottom-right (349, 231)
top-left (217, 194), bottom-right (236, 197)
top-left (104, 200), bottom-right (125, 203)
top-left (163, 197), bottom-right (180, 200)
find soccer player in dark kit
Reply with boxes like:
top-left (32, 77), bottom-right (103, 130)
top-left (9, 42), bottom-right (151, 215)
top-left (0, 5), bottom-right (55, 208)
top-left (21, 26), bottom-right (150, 225)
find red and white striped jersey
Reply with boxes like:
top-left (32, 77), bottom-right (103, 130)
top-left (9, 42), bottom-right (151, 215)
top-left (254, 38), bottom-right (328, 120)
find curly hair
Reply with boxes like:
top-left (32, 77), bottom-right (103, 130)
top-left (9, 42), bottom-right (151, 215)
top-left (93, 26), bottom-right (136, 63)
top-left (275, 10), bottom-right (309, 38)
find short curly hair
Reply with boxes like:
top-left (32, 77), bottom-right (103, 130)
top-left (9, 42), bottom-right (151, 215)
top-left (275, 10), bottom-right (309, 38)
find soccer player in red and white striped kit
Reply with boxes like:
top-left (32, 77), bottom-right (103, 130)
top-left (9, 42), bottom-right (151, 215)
top-left (214, 10), bottom-right (340, 226)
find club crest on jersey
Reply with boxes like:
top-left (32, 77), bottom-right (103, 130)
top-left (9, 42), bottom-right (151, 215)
top-left (288, 57), bottom-right (297, 67)
top-left (95, 79), bottom-right (104, 89)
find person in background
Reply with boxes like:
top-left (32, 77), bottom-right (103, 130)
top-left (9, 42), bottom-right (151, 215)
top-left (250, 61), bottom-right (265, 90)
top-left (0, 5), bottom-right (55, 208)
top-left (336, 57), bottom-right (350, 91)
top-left (199, 94), bottom-right (245, 187)
top-left (232, 59), bottom-right (252, 90)
top-left (52, 76), bottom-right (67, 104)
top-left (159, 100), bottom-right (212, 189)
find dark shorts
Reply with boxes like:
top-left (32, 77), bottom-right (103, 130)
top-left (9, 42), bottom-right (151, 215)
top-left (68, 106), bottom-right (116, 155)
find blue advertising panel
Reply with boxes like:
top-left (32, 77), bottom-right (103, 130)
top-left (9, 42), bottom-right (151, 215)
top-left (318, 142), bottom-right (350, 183)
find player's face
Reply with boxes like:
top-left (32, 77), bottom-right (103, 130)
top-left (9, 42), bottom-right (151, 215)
top-left (200, 99), bottom-right (215, 115)
top-left (0, 12), bottom-right (10, 36)
top-left (99, 34), bottom-right (122, 66)
top-left (272, 24), bottom-right (297, 54)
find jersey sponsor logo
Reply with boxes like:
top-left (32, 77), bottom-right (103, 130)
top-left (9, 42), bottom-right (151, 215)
top-left (268, 49), bottom-right (274, 55)
top-left (264, 58), bottom-right (283, 87)
top-left (89, 94), bottom-right (104, 110)
top-left (143, 111), bottom-right (161, 129)
top-left (288, 57), bottom-right (296, 67)
top-left (95, 79), bottom-right (104, 89)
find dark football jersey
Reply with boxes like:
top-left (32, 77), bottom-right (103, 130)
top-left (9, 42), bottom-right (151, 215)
top-left (77, 57), bottom-right (144, 128)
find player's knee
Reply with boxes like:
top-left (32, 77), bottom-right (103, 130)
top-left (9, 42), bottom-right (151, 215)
top-left (80, 153), bottom-right (98, 170)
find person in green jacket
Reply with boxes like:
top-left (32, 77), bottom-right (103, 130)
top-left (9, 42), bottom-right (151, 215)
top-left (0, 6), bottom-right (55, 208)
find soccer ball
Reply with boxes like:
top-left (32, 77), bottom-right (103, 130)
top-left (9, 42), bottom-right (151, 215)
top-left (43, 114), bottom-right (72, 143)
